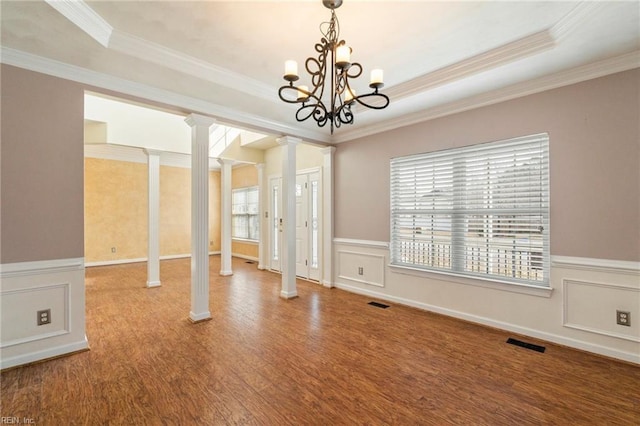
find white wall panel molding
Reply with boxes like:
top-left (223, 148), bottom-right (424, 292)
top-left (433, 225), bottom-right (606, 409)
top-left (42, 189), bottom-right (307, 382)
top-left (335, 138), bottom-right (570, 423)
top-left (337, 250), bottom-right (385, 288)
top-left (0, 258), bottom-right (88, 370)
top-left (333, 281), bottom-right (640, 364)
top-left (333, 238), bottom-right (389, 250)
top-left (1, 257), bottom-right (84, 279)
top-left (552, 256), bottom-right (640, 275)
top-left (389, 264), bottom-right (553, 298)
top-left (563, 279), bottom-right (640, 343)
top-left (0, 283), bottom-right (70, 348)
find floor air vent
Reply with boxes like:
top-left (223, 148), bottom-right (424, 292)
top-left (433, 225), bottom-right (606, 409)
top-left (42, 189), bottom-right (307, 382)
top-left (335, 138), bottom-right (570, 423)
top-left (245, 261), bottom-right (255, 264)
top-left (368, 301), bottom-right (390, 309)
top-left (506, 338), bottom-right (545, 353)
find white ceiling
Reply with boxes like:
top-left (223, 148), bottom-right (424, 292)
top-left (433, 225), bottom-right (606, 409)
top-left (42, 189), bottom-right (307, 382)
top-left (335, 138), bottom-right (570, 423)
top-left (1, 0), bottom-right (638, 144)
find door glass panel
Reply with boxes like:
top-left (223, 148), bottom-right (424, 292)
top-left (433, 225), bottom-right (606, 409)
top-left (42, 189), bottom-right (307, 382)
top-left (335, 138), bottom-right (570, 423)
top-left (311, 180), bottom-right (319, 269)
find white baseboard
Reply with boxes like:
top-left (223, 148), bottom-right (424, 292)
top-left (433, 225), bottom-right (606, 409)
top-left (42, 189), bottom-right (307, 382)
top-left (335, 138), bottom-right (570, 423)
top-left (334, 281), bottom-right (640, 364)
top-left (0, 336), bottom-right (89, 370)
top-left (232, 253), bottom-right (259, 262)
top-left (85, 252), bottom-right (222, 267)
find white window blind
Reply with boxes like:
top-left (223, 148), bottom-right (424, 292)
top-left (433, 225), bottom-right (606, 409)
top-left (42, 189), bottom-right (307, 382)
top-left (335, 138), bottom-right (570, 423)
top-left (232, 186), bottom-right (259, 241)
top-left (390, 133), bottom-right (550, 286)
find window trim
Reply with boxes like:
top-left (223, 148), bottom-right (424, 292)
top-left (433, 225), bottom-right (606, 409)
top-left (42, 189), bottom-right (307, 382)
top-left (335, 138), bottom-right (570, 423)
top-left (390, 133), bottom-right (550, 288)
top-left (232, 186), bottom-right (259, 242)
top-left (388, 263), bottom-right (553, 298)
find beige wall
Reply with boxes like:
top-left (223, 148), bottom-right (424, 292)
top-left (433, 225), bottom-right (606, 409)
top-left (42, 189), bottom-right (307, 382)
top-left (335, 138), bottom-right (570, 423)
top-left (84, 158), bottom-right (148, 262)
top-left (84, 158), bottom-right (222, 263)
top-left (264, 142), bottom-right (324, 177)
top-left (231, 164), bottom-right (259, 259)
top-left (1, 65), bottom-right (85, 263)
top-left (335, 69), bottom-right (640, 262)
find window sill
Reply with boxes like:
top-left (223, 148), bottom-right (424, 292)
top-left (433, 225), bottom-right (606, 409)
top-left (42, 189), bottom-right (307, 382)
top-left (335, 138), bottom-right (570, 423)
top-left (388, 264), bottom-right (553, 298)
top-left (232, 238), bottom-right (258, 245)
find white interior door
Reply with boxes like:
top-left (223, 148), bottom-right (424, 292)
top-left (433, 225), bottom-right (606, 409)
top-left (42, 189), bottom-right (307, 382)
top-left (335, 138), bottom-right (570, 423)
top-left (268, 171), bottom-right (321, 280)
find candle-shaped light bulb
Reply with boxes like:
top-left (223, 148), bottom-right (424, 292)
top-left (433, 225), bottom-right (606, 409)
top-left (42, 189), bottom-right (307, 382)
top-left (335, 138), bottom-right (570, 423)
top-left (336, 45), bottom-right (351, 68)
top-left (297, 85), bottom-right (309, 102)
top-left (370, 68), bottom-right (384, 86)
top-left (345, 88), bottom-right (355, 103)
top-left (285, 60), bottom-right (298, 79)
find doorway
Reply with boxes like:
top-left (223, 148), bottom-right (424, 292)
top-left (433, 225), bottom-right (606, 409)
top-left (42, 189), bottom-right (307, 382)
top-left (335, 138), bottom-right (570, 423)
top-left (269, 170), bottom-right (321, 281)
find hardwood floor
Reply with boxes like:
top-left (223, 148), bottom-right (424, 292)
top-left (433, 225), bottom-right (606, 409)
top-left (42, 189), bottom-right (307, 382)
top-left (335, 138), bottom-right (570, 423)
top-left (1, 256), bottom-right (639, 425)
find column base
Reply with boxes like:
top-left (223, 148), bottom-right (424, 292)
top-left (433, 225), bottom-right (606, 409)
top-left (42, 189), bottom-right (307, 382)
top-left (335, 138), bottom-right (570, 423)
top-left (219, 270), bottom-right (233, 276)
top-left (280, 290), bottom-right (298, 299)
top-left (322, 280), bottom-right (334, 288)
top-left (146, 280), bottom-right (161, 288)
top-left (188, 311), bottom-right (212, 323)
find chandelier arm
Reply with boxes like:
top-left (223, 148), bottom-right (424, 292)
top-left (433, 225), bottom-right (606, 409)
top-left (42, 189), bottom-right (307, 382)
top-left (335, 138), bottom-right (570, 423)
top-left (352, 92), bottom-right (390, 110)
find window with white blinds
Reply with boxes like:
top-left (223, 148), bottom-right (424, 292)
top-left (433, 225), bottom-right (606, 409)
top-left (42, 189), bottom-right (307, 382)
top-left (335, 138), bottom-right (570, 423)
top-left (390, 133), bottom-right (550, 286)
top-left (232, 186), bottom-right (259, 241)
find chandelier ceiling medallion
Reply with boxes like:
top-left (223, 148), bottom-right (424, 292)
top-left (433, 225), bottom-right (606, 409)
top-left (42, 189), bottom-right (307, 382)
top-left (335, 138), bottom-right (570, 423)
top-left (278, 0), bottom-right (390, 134)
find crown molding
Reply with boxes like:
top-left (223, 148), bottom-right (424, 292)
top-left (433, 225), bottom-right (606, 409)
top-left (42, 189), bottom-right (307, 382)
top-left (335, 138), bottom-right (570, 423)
top-left (334, 51), bottom-right (640, 143)
top-left (45, 0), bottom-right (274, 103)
top-left (0, 47), bottom-right (330, 144)
top-left (550, 1), bottom-right (607, 42)
top-left (43, 0), bottom-right (113, 48)
top-left (108, 31), bottom-right (276, 104)
top-left (386, 30), bottom-right (556, 102)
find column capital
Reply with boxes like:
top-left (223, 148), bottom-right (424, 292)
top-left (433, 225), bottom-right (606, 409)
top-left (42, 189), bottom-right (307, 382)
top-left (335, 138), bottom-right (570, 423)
top-left (254, 163), bottom-right (265, 170)
top-left (185, 113), bottom-right (216, 128)
top-left (217, 158), bottom-right (235, 167)
top-left (320, 146), bottom-right (336, 155)
top-left (143, 148), bottom-right (163, 157)
top-left (277, 136), bottom-right (302, 146)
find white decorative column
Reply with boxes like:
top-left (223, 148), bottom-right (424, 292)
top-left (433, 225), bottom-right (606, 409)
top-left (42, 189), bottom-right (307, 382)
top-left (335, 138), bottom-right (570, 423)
top-left (218, 158), bottom-right (233, 276)
top-left (144, 148), bottom-right (162, 288)
top-left (276, 136), bottom-right (300, 299)
top-left (256, 163), bottom-right (267, 270)
top-left (321, 146), bottom-right (335, 288)
top-left (185, 114), bottom-right (216, 323)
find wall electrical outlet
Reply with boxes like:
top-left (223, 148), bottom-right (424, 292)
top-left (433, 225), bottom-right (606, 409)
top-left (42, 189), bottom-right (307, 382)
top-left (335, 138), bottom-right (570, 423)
top-left (616, 310), bottom-right (631, 327)
top-left (37, 309), bottom-right (51, 326)
top-left (358, 266), bottom-right (364, 276)
top-left (111, 247), bottom-right (117, 253)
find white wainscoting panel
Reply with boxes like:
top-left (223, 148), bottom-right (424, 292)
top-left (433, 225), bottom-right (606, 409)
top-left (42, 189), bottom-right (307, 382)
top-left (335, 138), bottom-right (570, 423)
top-left (333, 239), bottom-right (640, 363)
top-left (1, 283), bottom-right (70, 347)
top-left (0, 258), bottom-right (89, 369)
top-left (337, 249), bottom-right (386, 288)
top-left (563, 279), bottom-right (640, 342)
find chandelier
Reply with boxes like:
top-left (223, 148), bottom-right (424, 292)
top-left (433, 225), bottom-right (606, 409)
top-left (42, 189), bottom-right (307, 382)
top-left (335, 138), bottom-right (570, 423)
top-left (278, 0), bottom-right (390, 134)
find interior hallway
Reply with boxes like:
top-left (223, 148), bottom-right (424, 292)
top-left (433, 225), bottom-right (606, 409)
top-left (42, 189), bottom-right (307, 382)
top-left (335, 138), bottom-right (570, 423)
top-left (1, 257), bottom-right (639, 424)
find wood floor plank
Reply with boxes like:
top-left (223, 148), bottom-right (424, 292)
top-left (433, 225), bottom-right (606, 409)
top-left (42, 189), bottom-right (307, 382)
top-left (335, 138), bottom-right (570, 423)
top-left (1, 256), bottom-right (639, 424)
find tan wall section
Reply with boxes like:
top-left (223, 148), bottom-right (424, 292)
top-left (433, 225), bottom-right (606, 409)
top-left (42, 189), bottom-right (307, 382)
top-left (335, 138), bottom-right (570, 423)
top-left (160, 165), bottom-right (190, 256)
top-left (85, 159), bottom-right (222, 262)
top-left (335, 69), bottom-right (640, 262)
top-left (231, 164), bottom-right (258, 189)
top-left (209, 170), bottom-right (221, 252)
top-left (84, 158), bottom-right (148, 262)
top-left (231, 241), bottom-right (258, 259)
